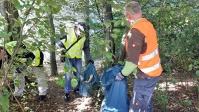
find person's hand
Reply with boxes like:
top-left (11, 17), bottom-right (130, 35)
top-left (115, 72), bottom-right (125, 81)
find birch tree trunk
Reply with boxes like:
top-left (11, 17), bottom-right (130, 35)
top-left (0, 1), bottom-right (20, 41)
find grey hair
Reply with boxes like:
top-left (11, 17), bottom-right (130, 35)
top-left (125, 1), bottom-right (142, 15)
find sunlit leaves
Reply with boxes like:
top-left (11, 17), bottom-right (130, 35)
top-left (11, 0), bottom-right (21, 9)
top-left (111, 34), bottom-right (117, 39)
top-left (56, 75), bottom-right (65, 87)
top-left (196, 70), bottom-right (199, 77)
top-left (111, 28), bottom-right (120, 39)
top-left (71, 76), bottom-right (78, 88)
top-left (112, 28), bottom-right (120, 33)
top-left (149, 7), bottom-right (160, 15)
top-left (72, 67), bottom-right (77, 72)
top-left (183, 100), bottom-right (192, 106)
top-left (24, 107), bottom-right (30, 111)
top-left (49, 36), bottom-right (56, 44)
top-left (104, 21), bottom-right (111, 28)
top-left (38, 28), bottom-right (44, 35)
top-left (59, 27), bottom-right (66, 35)
top-left (114, 20), bottom-right (121, 27)
top-left (0, 88), bottom-right (10, 112)
top-left (36, 0), bottom-right (41, 5)
top-left (105, 52), bottom-right (112, 61)
top-left (188, 64), bottom-right (193, 71)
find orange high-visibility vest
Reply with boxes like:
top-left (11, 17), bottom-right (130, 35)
top-left (126, 18), bottom-right (162, 77)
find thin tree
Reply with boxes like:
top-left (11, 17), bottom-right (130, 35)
top-left (102, 0), bottom-right (115, 67)
top-left (48, 6), bottom-right (58, 76)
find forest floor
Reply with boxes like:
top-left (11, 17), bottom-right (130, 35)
top-left (9, 62), bottom-right (199, 112)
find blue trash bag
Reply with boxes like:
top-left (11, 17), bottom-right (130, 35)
top-left (100, 65), bottom-right (129, 112)
top-left (79, 62), bottom-right (100, 97)
top-left (100, 65), bottom-right (124, 95)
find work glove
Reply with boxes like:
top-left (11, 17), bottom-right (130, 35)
top-left (60, 50), bottom-right (66, 62)
top-left (115, 72), bottom-right (125, 81)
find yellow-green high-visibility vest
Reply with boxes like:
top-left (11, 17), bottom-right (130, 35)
top-left (22, 42), bottom-right (41, 67)
top-left (31, 48), bottom-right (40, 66)
top-left (5, 41), bottom-right (41, 66)
top-left (64, 27), bottom-right (86, 58)
top-left (5, 41), bottom-right (17, 56)
top-left (5, 41), bottom-right (26, 63)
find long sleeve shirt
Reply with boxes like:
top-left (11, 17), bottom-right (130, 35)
top-left (123, 28), bottom-right (149, 78)
top-left (6, 46), bottom-right (44, 67)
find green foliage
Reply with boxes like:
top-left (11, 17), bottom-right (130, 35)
top-left (88, 0), bottom-right (128, 67)
top-left (0, 17), bottom-right (9, 41)
top-left (0, 88), bottom-right (10, 112)
top-left (56, 75), bottom-right (65, 88)
top-left (141, 0), bottom-right (199, 73)
top-left (71, 76), bottom-right (78, 88)
top-left (24, 106), bottom-right (30, 111)
top-left (196, 71), bottom-right (199, 77)
top-left (0, 0), bottom-right (198, 111)
top-left (155, 84), bottom-right (169, 111)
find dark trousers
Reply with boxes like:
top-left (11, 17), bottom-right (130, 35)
top-left (129, 76), bottom-right (160, 112)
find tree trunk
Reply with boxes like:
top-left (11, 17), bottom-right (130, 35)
top-left (49, 6), bottom-right (58, 76)
top-left (0, 1), bottom-right (20, 41)
top-left (115, 27), bottom-right (130, 63)
top-left (0, 2), bottom-right (6, 17)
top-left (103, 0), bottom-right (115, 67)
top-left (84, 0), bottom-right (90, 66)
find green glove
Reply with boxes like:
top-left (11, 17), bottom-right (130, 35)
top-left (121, 61), bottom-right (137, 77)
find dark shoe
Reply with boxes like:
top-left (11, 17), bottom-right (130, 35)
top-left (74, 89), bottom-right (79, 94)
top-left (64, 94), bottom-right (70, 102)
top-left (36, 95), bottom-right (46, 102)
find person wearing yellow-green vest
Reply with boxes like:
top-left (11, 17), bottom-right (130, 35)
top-left (56, 22), bottom-right (93, 102)
top-left (0, 41), bottom-right (48, 101)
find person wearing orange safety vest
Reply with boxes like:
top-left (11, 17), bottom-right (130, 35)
top-left (56, 22), bottom-right (93, 102)
top-left (114, 1), bottom-right (162, 112)
top-left (0, 41), bottom-right (48, 102)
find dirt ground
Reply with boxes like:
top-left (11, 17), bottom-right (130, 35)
top-left (9, 75), bottom-right (101, 112)
top-left (9, 68), bottom-right (199, 112)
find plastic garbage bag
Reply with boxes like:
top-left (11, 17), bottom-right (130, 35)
top-left (100, 65), bottom-right (123, 95)
top-left (79, 62), bottom-right (100, 97)
top-left (100, 65), bottom-right (129, 112)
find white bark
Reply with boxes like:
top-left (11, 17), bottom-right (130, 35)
top-left (0, 2), bottom-right (6, 17)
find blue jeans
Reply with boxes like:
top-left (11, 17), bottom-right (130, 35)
top-left (129, 76), bottom-right (160, 112)
top-left (64, 58), bottom-right (82, 94)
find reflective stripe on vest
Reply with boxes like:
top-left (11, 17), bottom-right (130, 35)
top-left (32, 49), bottom-right (40, 66)
top-left (127, 18), bottom-right (162, 76)
top-left (140, 62), bottom-right (161, 73)
top-left (142, 49), bottom-right (158, 61)
top-left (64, 27), bottom-right (86, 58)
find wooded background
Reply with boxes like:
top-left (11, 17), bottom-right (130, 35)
top-left (0, 0), bottom-right (198, 111)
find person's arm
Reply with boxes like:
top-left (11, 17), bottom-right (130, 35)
top-left (21, 51), bottom-right (35, 59)
top-left (20, 52), bottom-right (35, 65)
top-left (83, 36), bottom-right (93, 62)
top-left (60, 34), bottom-right (67, 40)
top-left (121, 29), bottom-right (145, 76)
top-left (56, 34), bottom-right (67, 49)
